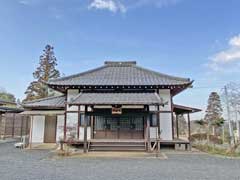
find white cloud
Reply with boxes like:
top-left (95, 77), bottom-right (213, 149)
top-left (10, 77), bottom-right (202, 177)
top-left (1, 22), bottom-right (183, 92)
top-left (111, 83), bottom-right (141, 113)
top-left (18, 0), bottom-right (40, 6)
top-left (127, 0), bottom-right (182, 9)
top-left (207, 34), bottom-right (240, 72)
top-left (19, 0), bottom-right (30, 5)
top-left (229, 34), bottom-right (240, 47)
top-left (88, 0), bottom-right (126, 13)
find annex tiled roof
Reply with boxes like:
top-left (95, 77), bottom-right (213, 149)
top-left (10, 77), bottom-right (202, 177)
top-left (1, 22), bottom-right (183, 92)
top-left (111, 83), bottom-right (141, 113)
top-left (0, 107), bottom-right (23, 113)
top-left (173, 104), bottom-right (202, 114)
top-left (47, 61), bottom-right (191, 86)
top-left (23, 95), bottom-right (65, 108)
top-left (69, 92), bottom-right (163, 105)
top-left (0, 99), bottom-right (16, 105)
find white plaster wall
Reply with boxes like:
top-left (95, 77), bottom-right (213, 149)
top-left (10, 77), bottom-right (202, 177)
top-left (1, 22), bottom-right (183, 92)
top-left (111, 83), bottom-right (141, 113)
top-left (160, 113), bottom-right (172, 140)
top-left (67, 89), bottom-right (79, 111)
top-left (32, 116), bottom-right (45, 143)
top-left (79, 127), bottom-right (91, 141)
top-left (56, 115), bottom-right (64, 142)
top-left (66, 113), bottom-right (78, 139)
top-left (158, 89), bottom-right (171, 111)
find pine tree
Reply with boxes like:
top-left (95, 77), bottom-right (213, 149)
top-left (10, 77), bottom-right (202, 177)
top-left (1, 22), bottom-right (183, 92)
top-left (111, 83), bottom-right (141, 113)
top-left (204, 92), bottom-right (223, 138)
top-left (24, 45), bottom-right (60, 101)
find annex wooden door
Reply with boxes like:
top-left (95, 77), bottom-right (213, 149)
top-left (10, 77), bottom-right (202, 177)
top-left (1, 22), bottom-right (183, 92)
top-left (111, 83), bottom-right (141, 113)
top-left (44, 116), bottom-right (57, 143)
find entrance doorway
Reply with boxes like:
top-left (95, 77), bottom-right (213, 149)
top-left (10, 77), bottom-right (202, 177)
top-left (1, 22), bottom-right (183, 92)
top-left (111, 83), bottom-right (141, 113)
top-left (93, 116), bottom-right (144, 139)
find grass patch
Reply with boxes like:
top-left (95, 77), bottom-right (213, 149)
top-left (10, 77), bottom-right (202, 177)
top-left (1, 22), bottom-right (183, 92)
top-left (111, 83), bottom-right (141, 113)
top-left (193, 144), bottom-right (240, 157)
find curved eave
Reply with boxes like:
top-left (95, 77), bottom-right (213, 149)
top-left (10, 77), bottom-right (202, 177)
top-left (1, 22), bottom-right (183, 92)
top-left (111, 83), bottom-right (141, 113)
top-left (47, 82), bottom-right (193, 94)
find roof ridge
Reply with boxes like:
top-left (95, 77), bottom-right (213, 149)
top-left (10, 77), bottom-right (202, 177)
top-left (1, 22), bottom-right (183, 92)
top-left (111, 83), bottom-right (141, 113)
top-left (134, 65), bottom-right (190, 82)
top-left (23, 95), bottom-right (65, 104)
top-left (104, 61), bottom-right (136, 66)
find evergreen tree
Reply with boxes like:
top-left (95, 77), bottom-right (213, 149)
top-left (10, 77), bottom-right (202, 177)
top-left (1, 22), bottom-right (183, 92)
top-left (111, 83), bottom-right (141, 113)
top-left (204, 92), bottom-right (223, 136)
top-left (0, 90), bottom-right (16, 102)
top-left (24, 45), bottom-right (60, 101)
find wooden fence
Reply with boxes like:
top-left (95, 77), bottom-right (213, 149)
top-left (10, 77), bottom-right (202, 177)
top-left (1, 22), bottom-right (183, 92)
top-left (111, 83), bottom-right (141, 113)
top-left (0, 113), bottom-right (30, 139)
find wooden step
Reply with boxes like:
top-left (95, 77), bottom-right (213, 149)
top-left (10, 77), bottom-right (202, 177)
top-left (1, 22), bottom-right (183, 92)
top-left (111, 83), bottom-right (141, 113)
top-left (91, 144), bottom-right (145, 147)
top-left (89, 141), bottom-right (146, 152)
top-left (89, 148), bottom-right (145, 152)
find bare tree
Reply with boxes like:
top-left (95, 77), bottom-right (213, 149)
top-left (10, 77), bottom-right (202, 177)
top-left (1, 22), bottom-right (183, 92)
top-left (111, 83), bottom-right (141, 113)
top-left (223, 83), bottom-right (240, 143)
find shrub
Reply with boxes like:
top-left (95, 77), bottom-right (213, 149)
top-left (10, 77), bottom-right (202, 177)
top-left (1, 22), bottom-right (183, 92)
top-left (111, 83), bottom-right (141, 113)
top-left (191, 133), bottom-right (223, 144)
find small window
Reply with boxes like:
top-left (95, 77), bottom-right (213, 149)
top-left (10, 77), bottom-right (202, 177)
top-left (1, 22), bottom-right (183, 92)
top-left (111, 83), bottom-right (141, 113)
top-left (150, 114), bottom-right (158, 126)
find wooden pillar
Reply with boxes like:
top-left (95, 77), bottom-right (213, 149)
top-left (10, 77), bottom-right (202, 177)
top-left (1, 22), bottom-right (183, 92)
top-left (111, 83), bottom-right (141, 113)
top-left (157, 106), bottom-right (160, 138)
top-left (4, 114), bottom-right (6, 139)
top-left (171, 95), bottom-right (174, 140)
top-left (91, 116), bottom-right (94, 139)
top-left (20, 116), bottom-right (23, 138)
top-left (26, 116), bottom-right (29, 136)
top-left (176, 114), bottom-right (179, 139)
top-left (64, 112), bottom-right (67, 141)
top-left (64, 95), bottom-right (67, 141)
top-left (83, 106), bottom-right (88, 153)
top-left (157, 106), bottom-right (160, 153)
top-left (147, 115), bottom-right (151, 152)
top-left (187, 113), bottom-right (191, 141)
top-left (29, 116), bottom-right (33, 149)
top-left (12, 114), bottom-right (15, 138)
top-left (77, 106), bottom-right (80, 139)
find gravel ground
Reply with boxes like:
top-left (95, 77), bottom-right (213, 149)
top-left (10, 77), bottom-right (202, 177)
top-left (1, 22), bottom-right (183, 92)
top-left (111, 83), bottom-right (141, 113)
top-left (0, 142), bottom-right (240, 180)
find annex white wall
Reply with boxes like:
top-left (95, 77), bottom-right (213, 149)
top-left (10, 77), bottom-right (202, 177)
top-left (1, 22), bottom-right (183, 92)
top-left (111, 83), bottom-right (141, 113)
top-left (32, 116), bottom-right (45, 143)
top-left (56, 115), bottom-right (64, 142)
top-left (67, 89), bottom-right (79, 111)
top-left (158, 89), bottom-right (171, 111)
top-left (160, 113), bottom-right (172, 140)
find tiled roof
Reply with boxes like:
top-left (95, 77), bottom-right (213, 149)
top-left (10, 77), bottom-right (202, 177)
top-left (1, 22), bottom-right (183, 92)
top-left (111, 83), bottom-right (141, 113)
top-left (69, 92), bottom-right (163, 105)
top-left (23, 96), bottom-right (65, 108)
top-left (48, 61), bottom-right (191, 86)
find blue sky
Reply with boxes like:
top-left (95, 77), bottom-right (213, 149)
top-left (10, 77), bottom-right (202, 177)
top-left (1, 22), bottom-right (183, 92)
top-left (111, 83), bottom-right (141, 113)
top-left (0, 0), bottom-right (240, 119)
